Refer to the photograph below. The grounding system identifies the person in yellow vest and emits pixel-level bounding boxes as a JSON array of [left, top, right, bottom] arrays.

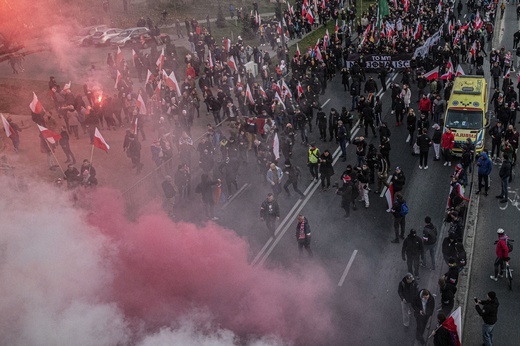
[[307, 142, 320, 182]]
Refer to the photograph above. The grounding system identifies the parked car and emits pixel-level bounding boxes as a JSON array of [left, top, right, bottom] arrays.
[[110, 27, 153, 48], [91, 28, 124, 46], [70, 25, 108, 46]]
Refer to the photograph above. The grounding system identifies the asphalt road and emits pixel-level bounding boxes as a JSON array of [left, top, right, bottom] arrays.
[[463, 6, 520, 346]]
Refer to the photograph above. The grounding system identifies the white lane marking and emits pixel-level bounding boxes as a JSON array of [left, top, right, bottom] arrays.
[[221, 183, 250, 209], [321, 98, 331, 107], [338, 250, 358, 287]]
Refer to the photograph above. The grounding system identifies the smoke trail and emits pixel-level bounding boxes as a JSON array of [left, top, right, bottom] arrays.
[[0, 181, 334, 345]]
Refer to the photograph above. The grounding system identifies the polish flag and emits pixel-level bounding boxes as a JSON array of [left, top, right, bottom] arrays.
[[162, 69, 180, 95], [277, 22, 283, 36], [456, 65, 465, 76], [223, 38, 231, 52], [440, 307, 462, 346], [424, 67, 439, 81], [136, 94, 147, 115], [302, 4, 307, 17], [306, 10, 314, 25], [504, 68, 511, 79], [245, 83, 255, 105], [208, 50, 214, 68], [29, 92, 43, 114], [281, 80, 293, 99], [93, 127, 110, 153], [64, 81, 71, 90], [132, 49, 138, 67], [403, 0, 410, 12], [413, 19, 422, 40], [114, 70, 122, 89], [297, 82, 304, 99], [335, 19, 339, 33], [470, 41, 477, 57], [321, 0, 325, 10], [1, 113, 13, 138], [272, 132, 280, 160], [441, 66, 454, 80], [258, 86, 268, 99], [37, 124, 61, 144], [296, 43, 301, 57], [288, 2, 293, 15], [448, 21, 454, 35], [274, 92, 286, 110], [385, 183, 394, 212], [228, 56, 237, 71], [156, 47, 165, 70], [155, 80, 162, 98], [145, 69, 154, 84], [116, 46, 123, 65], [474, 12, 483, 30]]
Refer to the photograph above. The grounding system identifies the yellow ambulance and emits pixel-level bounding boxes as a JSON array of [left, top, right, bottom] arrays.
[[444, 75, 490, 156]]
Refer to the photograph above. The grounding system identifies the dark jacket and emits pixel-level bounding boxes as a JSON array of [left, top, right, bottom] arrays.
[[319, 153, 334, 176], [295, 217, 311, 241], [444, 265, 459, 286], [260, 199, 280, 219], [499, 159, 513, 180], [433, 325, 455, 346], [422, 223, 438, 245], [416, 134, 432, 153], [392, 171, 406, 192], [402, 234, 424, 260], [476, 297, 499, 325], [398, 277, 418, 303], [412, 290, 435, 318]]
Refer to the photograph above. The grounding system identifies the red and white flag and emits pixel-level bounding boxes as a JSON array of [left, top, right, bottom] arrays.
[[1, 113, 13, 138], [470, 41, 477, 57], [258, 86, 268, 99], [403, 0, 410, 12], [277, 22, 283, 36], [474, 12, 483, 30], [504, 68, 511, 79], [132, 49, 138, 67], [274, 92, 286, 110], [223, 38, 231, 52], [64, 81, 71, 90], [155, 80, 162, 98], [306, 10, 314, 25], [245, 84, 255, 105], [456, 65, 465, 76], [156, 47, 165, 70], [297, 82, 304, 99], [335, 19, 339, 33], [145, 69, 154, 84], [448, 21, 454, 35], [29, 92, 43, 114], [136, 94, 147, 115], [385, 183, 394, 212], [228, 56, 237, 71], [296, 43, 301, 57], [440, 307, 462, 346], [37, 124, 61, 144], [424, 67, 439, 81], [116, 46, 123, 65], [272, 132, 280, 160], [281, 80, 293, 99], [441, 59, 454, 80], [93, 127, 110, 153], [114, 70, 122, 89], [413, 19, 422, 40], [162, 69, 181, 95], [208, 50, 214, 68]]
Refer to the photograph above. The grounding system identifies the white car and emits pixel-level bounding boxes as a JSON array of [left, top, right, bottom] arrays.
[[110, 27, 152, 48], [70, 25, 108, 46], [91, 28, 124, 46]]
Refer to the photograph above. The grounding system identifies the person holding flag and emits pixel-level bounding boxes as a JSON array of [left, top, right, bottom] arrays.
[[2, 115, 21, 152]]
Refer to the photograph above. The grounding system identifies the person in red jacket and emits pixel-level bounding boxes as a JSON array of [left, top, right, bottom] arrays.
[[418, 94, 431, 117], [490, 228, 510, 281], [441, 127, 455, 167]]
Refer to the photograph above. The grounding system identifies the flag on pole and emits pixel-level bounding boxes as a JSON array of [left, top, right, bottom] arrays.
[[29, 92, 43, 114], [245, 84, 255, 105], [504, 68, 511, 79], [64, 81, 71, 90], [155, 80, 162, 98], [272, 132, 280, 160], [156, 47, 165, 70], [441, 307, 462, 346], [208, 50, 214, 68], [1, 113, 13, 138], [228, 56, 237, 71], [413, 19, 422, 40], [145, 69, 153, 84], [424, 67, 439, 81], [385, 183, 394, 212], [470, 41, 477, 57], [281, 80, 293, 99], [474, 12, 483, 30], [163, 69, 181, 95], [93, 127, 110, 153], [297, 82, 304, 99], [132, 117, 138, 135], [335, 19, 339, 33], [403, 0, 410, 12], [306, 10, 315, 25], [132, 49, 138, 67], [455, 65, 465, 76], [223, 38, 231, 52], [37, 124, 61, 144], [116, 47, 123, 65], [258, 86, 268, 99], [114, 70, 122, 89], [441, 59, 454, 80], [296, 43, 301, 57], [274, 92, 286, 110], [136, 94, 147, 115]]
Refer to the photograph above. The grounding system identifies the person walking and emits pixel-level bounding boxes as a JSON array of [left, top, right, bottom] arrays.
[[416, 128, 432, 169], [319, 149, 334, 191], [490, 228, 511, 281], [432, 313, 454, 346], [260, 193, 280, 235], [336, 173, 354, 219], [402, 229, 424, 280], [391, 192, 408, 243], [432, 124, 442, 161], [127, 134, 144, 174], [496, 154, 512, 203], [59, 126, 76, 164], [195, 174, 220, 221], [441, 127, 455, 166], [475, 291, 499, 346], [412, 289, 435, 345], [438, 277, 457, 317], [337, 120, 348, 161], [397, 273, 419, 330], [420, 216, 438, 270], [476, 151, 493, 196], [266, 162, 284, 198], [283, 160, 305, 198], [161, 175, 176, 218], [307, 143, 320, 182], [295, 214, 313, 257]]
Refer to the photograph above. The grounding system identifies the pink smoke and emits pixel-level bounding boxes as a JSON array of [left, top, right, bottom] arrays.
[[0, 182, 334, 345]]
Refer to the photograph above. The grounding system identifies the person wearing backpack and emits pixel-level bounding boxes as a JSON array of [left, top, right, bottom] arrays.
[[391, 192, 408, 243], [490, 228, 512, 281], [420, 216, 438, 270], [283, 160, 305, 198]]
